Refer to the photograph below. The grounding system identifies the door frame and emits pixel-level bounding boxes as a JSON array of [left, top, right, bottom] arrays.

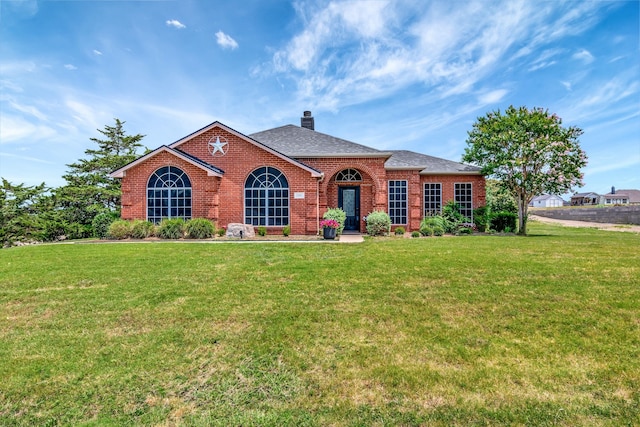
[[338, 186, 361, 231]]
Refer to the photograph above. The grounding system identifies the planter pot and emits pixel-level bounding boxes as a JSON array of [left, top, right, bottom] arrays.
[[323, 227, 337, 240]]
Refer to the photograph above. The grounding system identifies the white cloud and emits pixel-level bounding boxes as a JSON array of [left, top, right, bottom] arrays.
[[215, 31, 238, 50], [166, 19, 186, 29], [561, 81, 572, 91], [572, 48, 594, 64], [0, 115, 56, 144], [478, 89, 508, 105], [93, 49, 103, 56], [64, 64, 77, 70]]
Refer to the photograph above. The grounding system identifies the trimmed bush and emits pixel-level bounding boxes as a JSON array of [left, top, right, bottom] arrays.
[[282, 225, 290, 237], [491, 211, 517, 232], [131, 220, 155, 239], [92, 211, 117, 239], [157, 219, 185, 239], [323, 208, 346, 235], [411, 231, 420, 238], [107, 220, 132, 240], [394, 226, 405, 236], [257, 226, 267, 236], [433, 226, 444, 236], [365, 210, 391, 236], [420, 226, 434, 237], [216, 228, 226, 237], [186, 218, 215, 239]]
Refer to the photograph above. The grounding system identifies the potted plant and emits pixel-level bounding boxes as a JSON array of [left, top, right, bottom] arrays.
[[320, 219, 339, 240]]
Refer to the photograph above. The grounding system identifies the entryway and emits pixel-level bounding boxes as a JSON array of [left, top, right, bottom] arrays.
[[338, 186, 360, 231]]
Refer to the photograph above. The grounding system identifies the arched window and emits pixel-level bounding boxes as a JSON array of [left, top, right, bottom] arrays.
[[335, 168, 362, 182], [244, 167, 289, 226], [147, 166, 192, 224]]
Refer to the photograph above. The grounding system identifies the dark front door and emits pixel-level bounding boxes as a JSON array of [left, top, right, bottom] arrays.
[[338, 186, 360, 231]]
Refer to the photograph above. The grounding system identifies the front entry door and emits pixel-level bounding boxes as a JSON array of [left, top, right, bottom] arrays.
[[338, 186, 360, 231]]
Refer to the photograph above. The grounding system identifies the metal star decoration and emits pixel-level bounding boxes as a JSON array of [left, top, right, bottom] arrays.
[[208, 136, 228, 157]]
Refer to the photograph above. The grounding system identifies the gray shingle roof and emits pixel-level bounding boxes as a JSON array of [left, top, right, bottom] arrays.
[[249, 125, 391, 158], [251, 125, 482, 175], [385, 150, 482, 174]]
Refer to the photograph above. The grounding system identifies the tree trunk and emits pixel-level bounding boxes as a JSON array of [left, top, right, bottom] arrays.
[[517, 196, 528, 235]]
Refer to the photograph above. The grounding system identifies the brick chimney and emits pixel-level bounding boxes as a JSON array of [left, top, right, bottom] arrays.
[[301, 110, 314, 130]]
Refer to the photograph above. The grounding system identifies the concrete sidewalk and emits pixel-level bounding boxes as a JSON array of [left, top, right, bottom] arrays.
[[338, 233, 365, 243]]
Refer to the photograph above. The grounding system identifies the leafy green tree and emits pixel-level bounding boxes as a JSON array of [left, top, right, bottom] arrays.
[[56, 119, 145, 235], [485, 179, 517, 214], [463, 106, 587, 235], [0, 179, 52, 246]]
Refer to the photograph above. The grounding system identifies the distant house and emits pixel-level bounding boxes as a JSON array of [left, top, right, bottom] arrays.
[[530, 194, 564, 208], [570, 192, 603, 206], [602, 187, 640, 205]]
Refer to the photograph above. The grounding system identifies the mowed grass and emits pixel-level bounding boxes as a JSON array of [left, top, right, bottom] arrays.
[[0, 223, 638, 426]]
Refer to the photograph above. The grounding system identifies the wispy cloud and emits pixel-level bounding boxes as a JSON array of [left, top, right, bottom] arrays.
[[0, 151, 55, 164], [166, 19, 186, 29], [93, 49, 103, 56], [572, 48, 594, 64], [64, 64, 77, 71], [215, 31, 238, 50]]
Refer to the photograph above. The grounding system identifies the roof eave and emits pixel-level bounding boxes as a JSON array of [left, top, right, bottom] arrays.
[[109, 146, 224, 179], [292, 152, 393, 159], [419, 170, 483, 176]]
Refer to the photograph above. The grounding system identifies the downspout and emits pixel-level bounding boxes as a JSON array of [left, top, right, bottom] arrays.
[[317, 172, 325, 234]]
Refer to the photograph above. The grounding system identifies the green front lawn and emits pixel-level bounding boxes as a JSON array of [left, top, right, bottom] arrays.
[[1, 223, 638, 426]]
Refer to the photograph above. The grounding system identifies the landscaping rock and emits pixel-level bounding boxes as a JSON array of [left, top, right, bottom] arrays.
[[226, 223, 255, 238]]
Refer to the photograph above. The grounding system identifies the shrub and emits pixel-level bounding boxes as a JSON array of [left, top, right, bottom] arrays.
[[157, 219, 185, 239], [186, 218, 215, 239], [131, 220, 155, 239], [366, 210, 391, 236], [411, 231, 420, 238], [257, 226, 267, 236], [107, 220, 132, 240], [420, 216, 446, 236], [282, 225, 290, 237], [473, 206, 489, 232], [216, 228, 226, 237], [420, 226, 434, 237], [491, 211, 518, 232], [323, 208, 347, 235], [92, 211, 117, 239], [394, 226, 405, 236], [442, 201, 467, 233], [457, 222, 477, 235]]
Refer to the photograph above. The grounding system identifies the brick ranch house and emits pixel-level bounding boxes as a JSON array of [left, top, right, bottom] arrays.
[[110, 111, 486, 235]]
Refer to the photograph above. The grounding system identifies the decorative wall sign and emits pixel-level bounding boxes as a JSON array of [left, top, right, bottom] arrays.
[[207, 136, 228, 157]]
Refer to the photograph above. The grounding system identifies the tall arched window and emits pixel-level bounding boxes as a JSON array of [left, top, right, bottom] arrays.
[[245, 167, 289, 226], [147, 166, 192, 224]]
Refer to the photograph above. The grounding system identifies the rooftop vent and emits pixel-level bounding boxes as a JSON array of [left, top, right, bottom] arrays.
[[301, 110, 314, 130], [612, 186, 616, 194]]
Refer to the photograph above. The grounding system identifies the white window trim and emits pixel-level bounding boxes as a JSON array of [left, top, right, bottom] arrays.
[[388, 179, 408, 225], [454, 182, 473, 221], [424, 182, 443, 216]]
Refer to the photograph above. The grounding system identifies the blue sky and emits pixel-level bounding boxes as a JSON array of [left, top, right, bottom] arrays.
[[1, 0, 639, 197]]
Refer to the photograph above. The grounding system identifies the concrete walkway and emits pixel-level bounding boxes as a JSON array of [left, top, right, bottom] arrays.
[[338, 233, 365, 243]]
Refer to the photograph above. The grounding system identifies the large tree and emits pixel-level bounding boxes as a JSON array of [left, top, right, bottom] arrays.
[[56, 119, 145, 234], [463, 106, 587, 235]]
